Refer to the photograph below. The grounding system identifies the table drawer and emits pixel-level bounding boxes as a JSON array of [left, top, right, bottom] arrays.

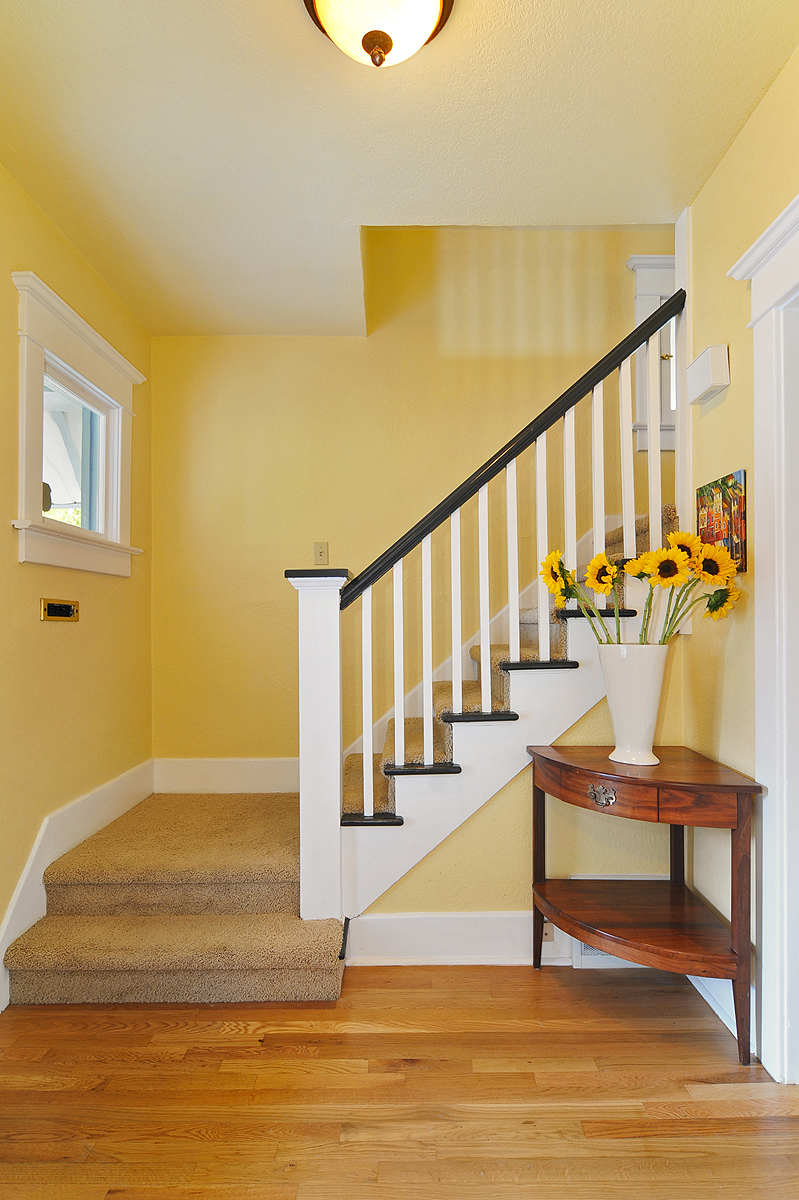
[[559, 767, 658, 822], [658, 788, 739, 828]]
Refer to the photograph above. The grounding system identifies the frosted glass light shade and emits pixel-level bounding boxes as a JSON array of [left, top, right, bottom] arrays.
[[312, 0, 445, 67]]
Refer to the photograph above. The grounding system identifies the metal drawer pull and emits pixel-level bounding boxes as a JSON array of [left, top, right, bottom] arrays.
[[588, 783, 616, 808]]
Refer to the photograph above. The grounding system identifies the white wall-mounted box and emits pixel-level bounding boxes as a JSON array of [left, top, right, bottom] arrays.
[[687, 344, 730, 405]]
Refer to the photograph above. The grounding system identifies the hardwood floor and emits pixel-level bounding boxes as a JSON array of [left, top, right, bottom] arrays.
[[0, 965, 795, 1199]]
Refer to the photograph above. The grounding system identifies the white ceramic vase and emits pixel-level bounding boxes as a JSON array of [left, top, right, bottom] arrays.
[[597, 643, 669, 766]]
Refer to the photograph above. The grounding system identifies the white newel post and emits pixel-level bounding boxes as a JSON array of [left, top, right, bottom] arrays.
[[286, 569, 351, 920]]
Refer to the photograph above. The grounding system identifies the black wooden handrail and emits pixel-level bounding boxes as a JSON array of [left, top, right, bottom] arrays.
[[340, 289, 686, 610]]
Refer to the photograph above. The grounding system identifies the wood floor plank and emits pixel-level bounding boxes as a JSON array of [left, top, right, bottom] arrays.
[[0, 1186, 108, 1199], [472, 1058, 599, 1074], [218, 1059, 369, 1077], [294, 1184, 799, 1200], [103, 1189, 296, 1199], [0, 1165, 194, 1184], [582, 1116, 799, 1139], [0, 1048, 49, 1063], [435, 1153, 799, 1182], [0, 1072, 108, 1092], [0, 1144, 94, 1164], [41, 1048, 190, 1067]]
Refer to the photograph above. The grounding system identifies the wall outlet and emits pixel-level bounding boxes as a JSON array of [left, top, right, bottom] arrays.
[[313, 541, 329, 566], [542, 920, 554, 942]]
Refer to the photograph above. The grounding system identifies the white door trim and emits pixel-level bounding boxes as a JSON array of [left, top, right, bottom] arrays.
[[729, 194, 799, 1083]]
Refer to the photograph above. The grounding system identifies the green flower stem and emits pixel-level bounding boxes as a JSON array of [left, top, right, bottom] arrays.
[[613, 582, 621, 644], [577, 600, 606, 643], [661, 587, 709, 642], [661, 586, 676, 644], [660, 578, 703, 642], [583, 591, 614, 643], [639, 585, 655, 644], [572, 583, 612, 643]]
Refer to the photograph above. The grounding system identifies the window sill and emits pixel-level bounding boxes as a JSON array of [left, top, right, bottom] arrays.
[[12, 520, 143, 577]]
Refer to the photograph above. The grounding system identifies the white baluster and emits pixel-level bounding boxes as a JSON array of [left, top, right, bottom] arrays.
[[592, 380, 605, 558], [422, 532, 434, 763], [393, 561, 405, 767], [669, 316, 677, 412], [361, 586, 373, 818], [478, 485, 491, 712], [647, 332, 663, 550], [506, 460, 520, 663], [450, 509, 462, 714], [536, 433, 550, 662], [563, 408, 577, 573], [619, 356, 636, 559]]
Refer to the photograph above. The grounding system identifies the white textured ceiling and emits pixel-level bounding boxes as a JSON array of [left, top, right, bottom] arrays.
[[1, 1, 797, 335]]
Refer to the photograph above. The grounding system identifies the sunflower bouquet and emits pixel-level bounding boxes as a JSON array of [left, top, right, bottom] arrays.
[[540, 531, 741, 645]]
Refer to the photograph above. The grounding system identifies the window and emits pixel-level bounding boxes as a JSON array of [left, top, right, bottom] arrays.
[[11, 272, 145, 576], [626, 255, 676, 453]]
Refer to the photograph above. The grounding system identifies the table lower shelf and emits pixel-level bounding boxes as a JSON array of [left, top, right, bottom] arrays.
[[534, 880, 738, 978]]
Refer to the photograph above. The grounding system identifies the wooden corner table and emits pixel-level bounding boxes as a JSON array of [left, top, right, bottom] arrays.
[[527, 745, 763, 1065]]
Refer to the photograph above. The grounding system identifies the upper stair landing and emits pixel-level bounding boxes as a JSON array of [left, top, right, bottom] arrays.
[[44, 792, 301, 915]]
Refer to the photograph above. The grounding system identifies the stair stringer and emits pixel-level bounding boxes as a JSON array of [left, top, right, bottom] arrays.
[[340, 619, 607, 917]]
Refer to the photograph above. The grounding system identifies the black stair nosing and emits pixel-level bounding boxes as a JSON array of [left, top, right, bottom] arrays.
[[383, 762, 462, 776], [340, 813, 405, 827], [338, 916, 350, 960], [557, 607, 637, 619], [440, 710, 519, 723], [499, 659, 580, 671]]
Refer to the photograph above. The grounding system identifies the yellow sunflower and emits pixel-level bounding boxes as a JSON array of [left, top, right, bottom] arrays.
[[693, 542, 737, 586], [649, 546, 691, 589], [584, 552, 618, 596], [667, 530, 702, 561], [624, 551, 656, 580], [540, 549, 566, 596], [703, 583, 742, 621]]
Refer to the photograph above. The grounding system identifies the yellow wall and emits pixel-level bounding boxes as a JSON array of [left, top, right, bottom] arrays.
[[0, 163, 152, 919], [685, 44, 799, 917], [151, 225, 673, 760]]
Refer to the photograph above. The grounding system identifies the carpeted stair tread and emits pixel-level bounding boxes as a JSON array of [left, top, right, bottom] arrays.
[[605, 503, 679, 561], [45, 793, 299, 886], [432, 679, 504, 716], [343, 753, 392, 814], [519, 607, 568, 627], [5, 914, 344, 1005], [5, 913, 342, 973], [382, 717, 449, 766], [469, 642, 547, 669]]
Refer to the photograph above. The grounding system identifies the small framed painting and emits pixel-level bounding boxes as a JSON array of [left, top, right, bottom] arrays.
[[696, 469, 746, 573]]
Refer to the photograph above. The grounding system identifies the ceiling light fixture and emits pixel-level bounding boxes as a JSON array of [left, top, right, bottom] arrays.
[[303, 0, 453, 68]]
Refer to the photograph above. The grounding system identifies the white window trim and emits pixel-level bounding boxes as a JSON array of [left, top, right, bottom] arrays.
[[11, 272, 145, 577]]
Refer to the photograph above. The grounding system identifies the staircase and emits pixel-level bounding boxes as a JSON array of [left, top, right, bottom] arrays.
[[288, 290, 687, 923], [5, 792, 344, 1004]]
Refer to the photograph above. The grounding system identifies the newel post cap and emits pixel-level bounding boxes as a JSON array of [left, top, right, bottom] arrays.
[[285, 568, 352, 592]]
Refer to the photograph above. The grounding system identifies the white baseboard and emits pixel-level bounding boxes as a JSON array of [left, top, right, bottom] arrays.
[[153, 758, 299, 793], [0, 759, 154, 1010], [345, 911, 572, 966], [688, 974, 757, 1058]]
